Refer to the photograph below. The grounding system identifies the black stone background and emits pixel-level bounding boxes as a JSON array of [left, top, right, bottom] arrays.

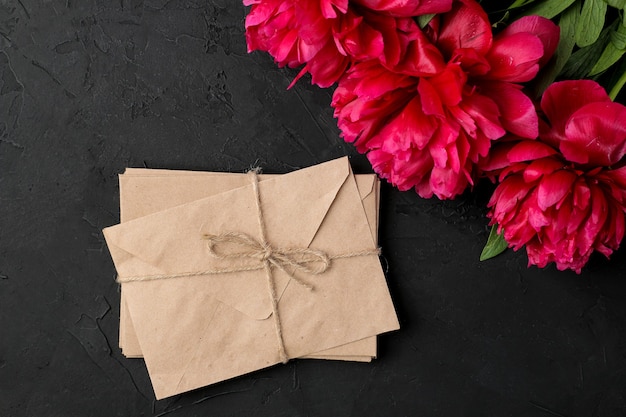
[[2, 1, 626, 416]]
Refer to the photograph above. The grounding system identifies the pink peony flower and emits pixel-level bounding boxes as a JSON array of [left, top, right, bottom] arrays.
[[332, 0, 559, 199], [244, 0, 349, 87], [486, 80, 626, 273], [243, 0, 452, 87], [352, 0, 453, 16]]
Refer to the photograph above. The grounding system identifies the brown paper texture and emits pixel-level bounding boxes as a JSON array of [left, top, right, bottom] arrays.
[[118, 171, 380, 361], [104, 157, 399, 399]]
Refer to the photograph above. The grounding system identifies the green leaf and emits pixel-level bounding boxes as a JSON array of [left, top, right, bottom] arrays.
[[603, 0, 626, 8], [507, 0, 540, 9], [416, 13, 435, 29], [576, 0, 608, 47], [531, 2, 579, 96], [524, 0, 577, 19], [608, 57, 626, 99], [611, 20, 626, 49], [561, 25, 612, 78], [589, 41, 625, 74], [480, 225, 509, 261]]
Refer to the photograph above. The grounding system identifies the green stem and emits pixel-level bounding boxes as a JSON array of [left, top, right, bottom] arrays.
[[507, 0, 535, 9], [609, 69, 626, 101]]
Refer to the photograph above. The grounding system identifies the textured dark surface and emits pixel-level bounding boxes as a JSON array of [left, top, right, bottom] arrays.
[[2, 1, 626, 416]]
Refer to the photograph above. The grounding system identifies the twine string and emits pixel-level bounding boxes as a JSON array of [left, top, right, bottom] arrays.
[[249, 170, 289, 363]]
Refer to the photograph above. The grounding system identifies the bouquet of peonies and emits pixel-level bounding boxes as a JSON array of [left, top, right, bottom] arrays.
[[243, 0, 626, 273]]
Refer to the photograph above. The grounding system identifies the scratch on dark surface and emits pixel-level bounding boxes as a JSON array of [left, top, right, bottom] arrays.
[[82, 213, 98, 229], [3, 51, 24, 90], [17, 0, 30, 18], [282, 125, 318, 163], [291, 363, 300, 391], [291, 85, 335, 147], [0, 31, 11, 45], [0, 274, 8, 280], [2, 52, 26, 133], [29, 59, 77, 98], [67, 329, 112, 378], [8, 94, 24, 131], [517, 271, 528, 294], [388, 392, 397, 408], [579, 363, 584, 388], [30, 60, 62, 86], [154, 382, 260, 417], [261, 387, 281, 405], [529, 401, 569, 417], [220, 136, 248, 164], [158, 30, 206, 45], [95, 295, 111, 319], [0, 137, 25, 150], [38, 250, 60, 279]]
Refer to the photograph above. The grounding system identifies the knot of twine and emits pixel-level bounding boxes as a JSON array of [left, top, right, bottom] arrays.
[[117, 169, 380, 364], [202, 231, 336, 291]]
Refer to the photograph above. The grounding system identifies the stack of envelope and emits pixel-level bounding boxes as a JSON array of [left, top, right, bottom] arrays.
[[103, 157, 400, 399]]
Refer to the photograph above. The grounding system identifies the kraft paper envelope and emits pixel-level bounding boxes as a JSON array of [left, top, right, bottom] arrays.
[[117, 169, 380, 362], [103, 157, 399, 399], [115, 164, 383, 373]]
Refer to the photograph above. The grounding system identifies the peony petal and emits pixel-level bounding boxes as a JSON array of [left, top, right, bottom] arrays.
[[302, 41, 350, 87], [477, 81, 538, 139], [498, 15, 560, 66], [489, 175, 532, 214], [537, 169, 577, 210], [426, 63, 467, 107], [522, 157, 563, 182], [245, 1, 280, 27], [354, 0, 453, 17], [586, 186, 608, 241], [605, 165, 626, 190], [334, 13, 385, 61], [452, 130, 471, 172], [612, 206, 626, 244], [418, 77, 445, 117], [434, 0, 492, 58], [375, 96, 438, 152], [320, 0, 348, 18], [450, 108, 480, 146], [527, 203, 551, 230], [562, 102, 626, 166], [459, 92, 505, 139], [451, 47, 491, 76], [485, 32, 544, 82], [429, 165, 468, 199], [498, 161, 528, 181], [478, 141, 516, 173], [507, 140, 558, 163], [347, 61, 414, 99], [273, 29, 299, 62], [385, 23, 447, 76], [572, 180, 591, 211], [540, 80, 611, 136]]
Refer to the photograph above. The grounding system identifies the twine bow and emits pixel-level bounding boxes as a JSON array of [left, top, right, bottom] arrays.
[[117, 169, 380, 364], [202, 231, 334, 291]]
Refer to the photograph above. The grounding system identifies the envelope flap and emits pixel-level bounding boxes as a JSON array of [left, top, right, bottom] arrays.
[[354, 174, 376, 201], [259, 158, 350, 249], [104, 157, 351, 320]]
